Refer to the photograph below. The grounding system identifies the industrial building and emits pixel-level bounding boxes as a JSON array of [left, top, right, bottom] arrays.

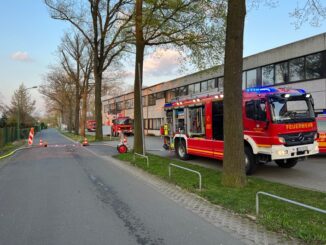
[[102, 33, 326, 136]]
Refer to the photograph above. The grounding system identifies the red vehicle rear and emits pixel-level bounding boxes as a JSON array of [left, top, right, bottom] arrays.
[[86, 120, 96, 132], [317, 116, 326, 153], [111, 117, 133, 136], [162, 87, 319, 174]]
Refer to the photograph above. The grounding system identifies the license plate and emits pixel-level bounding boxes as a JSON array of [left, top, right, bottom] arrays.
[[297, 146, 308, 152]]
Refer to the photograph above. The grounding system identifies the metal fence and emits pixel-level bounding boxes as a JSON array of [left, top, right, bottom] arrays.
[[0, 127, 31, 147]]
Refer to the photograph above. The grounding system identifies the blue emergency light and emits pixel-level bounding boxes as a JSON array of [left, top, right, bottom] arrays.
[[245, 87, 278, 93], [296, 89, 306, 94]]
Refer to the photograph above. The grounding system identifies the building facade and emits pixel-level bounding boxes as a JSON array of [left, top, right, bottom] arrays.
[[102, 33, 326, 136]]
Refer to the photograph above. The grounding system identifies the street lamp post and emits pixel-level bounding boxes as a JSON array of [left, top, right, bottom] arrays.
[[17, 86, 38, 140]]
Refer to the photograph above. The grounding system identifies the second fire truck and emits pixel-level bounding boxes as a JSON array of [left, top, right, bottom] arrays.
[[162, 87, 319, 174]]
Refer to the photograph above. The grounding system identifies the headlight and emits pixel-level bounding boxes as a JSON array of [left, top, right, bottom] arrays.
[[278, 137, 285, 144], [277, 150, 288, 156]]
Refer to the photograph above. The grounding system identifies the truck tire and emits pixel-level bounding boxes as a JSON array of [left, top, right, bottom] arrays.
[[176, 139, 190, 160], [275, 158, 298, 168], [245, 146, 257, 175]]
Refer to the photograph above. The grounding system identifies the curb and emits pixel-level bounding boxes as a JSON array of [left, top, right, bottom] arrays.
[[0, 146, 33, 160]]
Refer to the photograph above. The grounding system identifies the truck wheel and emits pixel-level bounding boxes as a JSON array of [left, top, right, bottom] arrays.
[[275, 158, 298, 168], [244, 146, 257, 175], [176, 140, 190, 160]]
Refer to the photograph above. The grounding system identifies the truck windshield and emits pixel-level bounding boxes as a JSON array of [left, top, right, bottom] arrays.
[[317, 119, 326, 131], [115, 119, 132, 125], [269, 95, 315, 123]]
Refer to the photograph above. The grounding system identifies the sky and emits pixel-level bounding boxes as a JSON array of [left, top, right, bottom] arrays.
[[0, 1, 325, 116]]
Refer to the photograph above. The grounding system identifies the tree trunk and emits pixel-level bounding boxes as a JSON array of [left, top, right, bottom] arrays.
[[94, 63, 103, 140], [133, 0, 145, 154], [68, 100, 74, 133], [80, 87, 87, 137], [74, 89, 80, 135], [222, 0, 247, 187]]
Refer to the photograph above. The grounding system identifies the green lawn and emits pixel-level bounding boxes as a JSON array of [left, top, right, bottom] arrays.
[[61, 131, 119, 143], [0, 140, 26, 158], [116, 152, 326, 244]]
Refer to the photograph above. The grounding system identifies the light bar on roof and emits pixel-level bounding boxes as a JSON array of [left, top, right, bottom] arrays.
[[245, 87, 278, 93]]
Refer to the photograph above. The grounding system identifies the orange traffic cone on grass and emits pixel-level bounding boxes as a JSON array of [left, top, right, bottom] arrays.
[[82, 137, 89, 146]]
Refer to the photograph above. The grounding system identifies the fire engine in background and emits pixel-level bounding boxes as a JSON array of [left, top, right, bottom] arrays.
[[316, 116, 326, 153], [161, 87, 319, 174], [111, 117, 134, 136], [86, 120, 96, 132]]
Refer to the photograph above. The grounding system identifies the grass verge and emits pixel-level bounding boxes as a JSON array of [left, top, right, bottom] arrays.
[[0, 140, 26, 158], [115, 152, 326, 244], [61, 131, 119, 143]]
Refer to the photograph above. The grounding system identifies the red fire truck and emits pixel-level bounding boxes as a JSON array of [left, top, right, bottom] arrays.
[[111, 117, 134, 136], [86, 120, 96, 132], [161, 87, 319, 174], [316, 116, 326, 154]]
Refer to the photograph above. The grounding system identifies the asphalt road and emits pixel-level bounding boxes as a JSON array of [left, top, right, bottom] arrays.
[[0, 129, 244, 245], [110, 135, 326, 193]]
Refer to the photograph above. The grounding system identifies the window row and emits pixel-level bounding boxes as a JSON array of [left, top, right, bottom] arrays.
[[144, 118, 163, 130], [105, 51, 325, 112], [243, 51, 326, 88]]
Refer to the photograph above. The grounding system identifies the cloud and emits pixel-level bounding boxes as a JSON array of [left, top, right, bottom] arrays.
[[10, 51, 33, 62], [143, 49, 181, 76]]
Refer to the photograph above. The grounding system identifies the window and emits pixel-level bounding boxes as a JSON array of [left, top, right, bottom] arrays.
[[166, 90, 175, 102], [207, 79, 215, 90], [201, 81, 208, 92], [125, 99, 134, 109], [242, 72, 246, 89], [188, 107, 205, 135], [262, 65, 274, 86], [194, 83, 200, 93], [275, 62, 288, 84], [142, 96, 148, 106], [218, 77, 224, 91], [245, 100, 267, 121], [246, 69, 257, 88], [289, 57, 305, 82], [188, 84, 195, 94], [116, 101, 124, 111], [148, 94, 156, 106], [156, 91, 165, 99], [306, 53, 323, 79], [179, 86, 188, 96], [104, 104, 110, 113], [109, 103, 115, 113]]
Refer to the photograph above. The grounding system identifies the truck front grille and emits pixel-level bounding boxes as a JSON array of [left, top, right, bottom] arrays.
[[279, 131, 315, 146]]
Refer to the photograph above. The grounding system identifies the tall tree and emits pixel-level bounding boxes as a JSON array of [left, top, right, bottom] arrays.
[[59, 31, 93, 135], [133, 0, 226, 154], [45, 0, 133, 140], [221, 0, 247, 187], [8, 84, 36, 127], [40, 68, 75, 131]]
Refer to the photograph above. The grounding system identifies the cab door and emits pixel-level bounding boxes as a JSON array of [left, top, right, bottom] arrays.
[[243, 99, 271, 148]]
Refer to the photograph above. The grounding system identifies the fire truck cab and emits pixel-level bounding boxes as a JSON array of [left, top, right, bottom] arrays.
[[162, 87, 319, 174]]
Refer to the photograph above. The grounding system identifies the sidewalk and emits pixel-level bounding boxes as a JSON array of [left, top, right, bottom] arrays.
[[84, 146, 301, 245]]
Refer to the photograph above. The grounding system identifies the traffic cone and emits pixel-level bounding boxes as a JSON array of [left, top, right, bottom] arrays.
[[39, 138, 43, 146], [82, 137, 89, 146], [43, 141, 48, 147]]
